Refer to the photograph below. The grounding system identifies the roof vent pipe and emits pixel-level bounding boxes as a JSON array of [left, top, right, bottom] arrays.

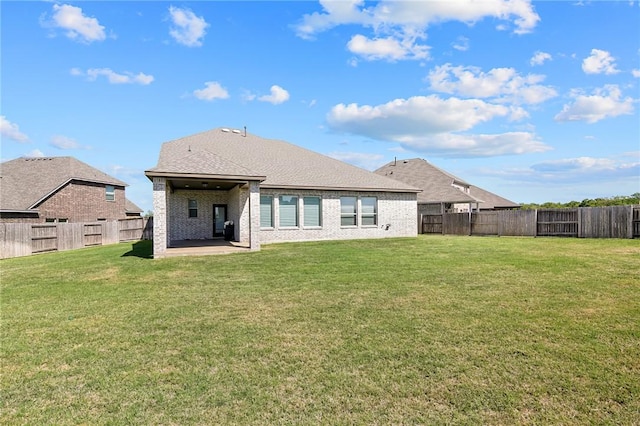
[[243, 126, 247, 137]]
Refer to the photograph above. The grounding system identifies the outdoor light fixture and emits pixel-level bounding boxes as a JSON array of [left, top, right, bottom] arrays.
[[202, 182, 208, 188]]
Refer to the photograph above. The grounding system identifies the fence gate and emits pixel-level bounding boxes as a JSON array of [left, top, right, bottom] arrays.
[[422, 214, 443, 234]]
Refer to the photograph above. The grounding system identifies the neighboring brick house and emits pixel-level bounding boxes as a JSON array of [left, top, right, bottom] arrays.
[[145, 127, 420, 258], [0, 157, 142, 223], [375, 158, 520, 217]]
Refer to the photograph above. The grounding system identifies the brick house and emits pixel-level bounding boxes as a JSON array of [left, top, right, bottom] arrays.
[[0, 157, 142, 223], [145, 127, 420, 258]]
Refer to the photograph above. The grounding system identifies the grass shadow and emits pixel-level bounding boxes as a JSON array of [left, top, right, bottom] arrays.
[[122, 240, 153, 259]]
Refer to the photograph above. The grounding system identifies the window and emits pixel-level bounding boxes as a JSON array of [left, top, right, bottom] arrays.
[[45, 218, 56, 223], [188, 199, 198, 218], [58, 218, 68, 223], [105, 185, 115, 201], [361, 197, 378, 226], [279, 195, 298, 227], [303, 197, 321, 227], [260, 195, 273, 228], [340, 196, 357, 226]]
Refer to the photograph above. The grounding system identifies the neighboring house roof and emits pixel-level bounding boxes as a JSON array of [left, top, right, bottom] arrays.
[[146, 128, 420, 193], [469, 185, 520, 210], [125, 198, 144, 214], [0, 156, 128, 211], [375, 158, 479, 204]]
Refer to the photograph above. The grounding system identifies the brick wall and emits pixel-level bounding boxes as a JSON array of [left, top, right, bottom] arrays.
[[35, 181, 127, 223], [167, 189, 230, 241], [258, 189, 417, 244], [164, 186, 417, 246]]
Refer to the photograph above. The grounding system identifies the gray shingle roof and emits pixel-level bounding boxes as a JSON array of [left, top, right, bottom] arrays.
[[375, 158, 519, 208], [146, 128, 420, 193], [1, 156, 127, 210], [125, 198, 143, 214], [469, 185, 520, 209], [375, 158, 479, 203]]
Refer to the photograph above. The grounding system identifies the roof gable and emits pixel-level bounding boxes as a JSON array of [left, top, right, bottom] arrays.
[[0, 157, 127, 210], [146, 128, 419, 193]]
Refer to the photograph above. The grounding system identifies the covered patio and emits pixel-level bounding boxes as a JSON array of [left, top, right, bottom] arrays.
[[164, 238, 251, 257]]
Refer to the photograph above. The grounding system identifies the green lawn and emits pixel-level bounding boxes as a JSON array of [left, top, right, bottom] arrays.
[[1, 236, 639, 424]]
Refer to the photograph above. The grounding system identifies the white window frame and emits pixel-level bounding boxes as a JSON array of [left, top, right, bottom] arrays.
[[303, 196, 322, 228], [361, 197, 378, 226], [340, 196, 358, 227], [105, 185, 115, 202], [188, 199, 198, 218], [260, 195, 274, 229], [278, 195, 299, 228]]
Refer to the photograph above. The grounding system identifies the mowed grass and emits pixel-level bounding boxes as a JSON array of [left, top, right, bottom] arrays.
[[1, 236, 639, 424]]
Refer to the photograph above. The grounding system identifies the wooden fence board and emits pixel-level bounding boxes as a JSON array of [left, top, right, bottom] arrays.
[[57, 223, 84, 251], [537, 209, 578, 237], [118, 218, 148, 241], [498, 210, 537, 236], [31, 225, 58, 253], [422, 215, 443, 234], [579, 206, 632, 238], [471, 212, 498, 235], [103, 222, 119, 245], [0, 223, 32, 259], [1, 218, 153, 259], [421, 206, 637, 239], [443, 213, 470, 235]]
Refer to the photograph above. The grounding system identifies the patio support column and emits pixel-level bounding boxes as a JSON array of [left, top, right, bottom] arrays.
[[248, 180, 260, 251], [152, 177, 167, 258]]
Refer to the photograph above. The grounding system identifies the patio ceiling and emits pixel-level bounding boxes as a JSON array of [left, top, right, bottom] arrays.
[[167, 178, 245, 191]]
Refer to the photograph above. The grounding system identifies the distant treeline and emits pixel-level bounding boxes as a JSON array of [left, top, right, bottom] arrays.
[[521, 193, 640, 210]]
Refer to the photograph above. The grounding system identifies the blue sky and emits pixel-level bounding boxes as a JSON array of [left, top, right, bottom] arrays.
[[1, 0, 639, 213]]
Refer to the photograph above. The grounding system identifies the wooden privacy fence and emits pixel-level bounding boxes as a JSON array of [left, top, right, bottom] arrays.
[[422, 206, 640, 239], [1, 217, 153, 259]]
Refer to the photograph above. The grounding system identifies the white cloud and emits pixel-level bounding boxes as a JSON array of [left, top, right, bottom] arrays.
[[427, 64, 557, 105], [487, 154, 640, 184], [393, 132, 549, 157], [168, 6, 209, 47], [632, 69, 640, 78], [326, 95, 550, 157], [452, 36, 470, 52], [327, 151, 385, 170], [193, 82, 229, 101], [530, 51, 551, 66], [347, 34, 429, 61], [258, 85, 290, 105], [295, 0, 539, 38], [294, 0, 538, 62], [72, 68, 154, 85], [0, 116, 29, 142], [328, 96, 510, 135], [24, 149, 45, 158], [50, 135, 90, 150], [582, 49, 620, 75], [48, 4, 106, 43], [554, 85, 634, 123]]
